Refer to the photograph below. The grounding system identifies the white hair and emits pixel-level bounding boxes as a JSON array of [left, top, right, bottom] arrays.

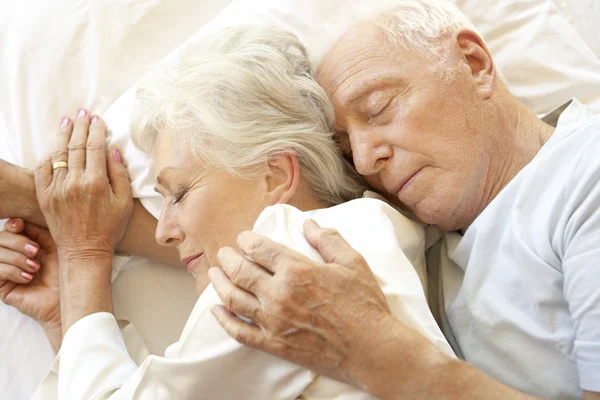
[[370, 0, 477, 57], [132, 24, 364, 206], [336, 0, 483, 79]]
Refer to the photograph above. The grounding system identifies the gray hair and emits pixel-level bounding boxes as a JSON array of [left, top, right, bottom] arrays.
[[343, 0, 481, 79], [132, 24, 364, 206]]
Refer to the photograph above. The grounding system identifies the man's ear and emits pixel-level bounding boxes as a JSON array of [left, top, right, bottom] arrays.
[[264, 152, 300, 206], [454, 29, 496, 99]]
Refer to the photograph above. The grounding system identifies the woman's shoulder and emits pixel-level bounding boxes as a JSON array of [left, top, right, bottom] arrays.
[[253, 195, 426, 268]]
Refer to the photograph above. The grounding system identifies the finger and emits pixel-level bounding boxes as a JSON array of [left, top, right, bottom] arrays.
[[0, 281, 18, 304], [34, 155, 53, 198], [211, 304, 264, 349], [107, 149, 132, 198], [216, 247, 272, 293], [4, 219, 24, 234], [236, 231, 309, 274], [67, 108, 90, 175], [209, 267, 262, 322], [303, 219, 363, 266], [52, 116, 73, 182], [86, 115, 107, 177], [22, 223, 56, 253], [0, 238, 40, 273], [0, 228, 40, 257], [0, 263, 34, 284]]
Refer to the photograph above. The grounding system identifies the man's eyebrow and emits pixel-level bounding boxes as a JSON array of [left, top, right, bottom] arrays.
[[342, 76, 403, 106]]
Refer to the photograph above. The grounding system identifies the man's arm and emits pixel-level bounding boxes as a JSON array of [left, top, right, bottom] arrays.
[[1, 160, 180, 267], [210, 221, 541, 400]]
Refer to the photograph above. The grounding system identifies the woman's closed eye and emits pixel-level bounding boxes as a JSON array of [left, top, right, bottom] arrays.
[[172, 186, 189, 204]]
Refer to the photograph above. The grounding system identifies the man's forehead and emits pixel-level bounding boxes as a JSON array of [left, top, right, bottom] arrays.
[[317, 24, 382, 85], [318, 29, 405, 101]]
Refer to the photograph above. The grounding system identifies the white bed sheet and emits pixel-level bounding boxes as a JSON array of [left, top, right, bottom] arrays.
[[2, 1, 600, 399]]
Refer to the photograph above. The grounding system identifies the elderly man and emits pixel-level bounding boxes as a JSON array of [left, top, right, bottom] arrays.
[[210, 1, 600, 400]]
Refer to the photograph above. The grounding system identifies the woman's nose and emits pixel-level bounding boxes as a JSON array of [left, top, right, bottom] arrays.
[[155, 208, 184, 247]]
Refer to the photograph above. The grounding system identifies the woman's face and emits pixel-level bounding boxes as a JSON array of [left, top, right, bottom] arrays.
[[153, 131, 270, 294]]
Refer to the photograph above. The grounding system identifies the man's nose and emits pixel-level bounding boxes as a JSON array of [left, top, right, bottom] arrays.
[[350, 128, 392, 176]]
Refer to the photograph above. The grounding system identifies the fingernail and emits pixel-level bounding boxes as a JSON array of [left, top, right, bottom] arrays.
[[91, 115, 99, 124], [21, 272, 33, 280], [24, 243, 39, 257], [26, 259, 40, 271], [60, 117, 70, 128], [208, 267, 216, 280], [113, 149, 122, 163], [9, 219, 18, 229], [77, 108, 87, 119]]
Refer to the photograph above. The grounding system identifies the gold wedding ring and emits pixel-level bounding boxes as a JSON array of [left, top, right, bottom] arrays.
[[52, 161, 68, 171]]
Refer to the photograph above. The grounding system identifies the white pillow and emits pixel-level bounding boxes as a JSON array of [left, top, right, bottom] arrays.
[[451, 0, 600, 114]]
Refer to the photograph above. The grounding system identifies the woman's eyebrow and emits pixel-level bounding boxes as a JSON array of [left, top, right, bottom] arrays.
[[156, 167, 177, 188]]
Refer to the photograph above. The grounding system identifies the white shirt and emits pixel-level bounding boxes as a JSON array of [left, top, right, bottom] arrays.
[[33, 197, 454, 400], [441, 100, 600, 399]]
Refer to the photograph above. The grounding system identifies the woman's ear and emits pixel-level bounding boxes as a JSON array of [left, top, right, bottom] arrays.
[[454, 29, 496, 99], [264, 152, 300, 206]]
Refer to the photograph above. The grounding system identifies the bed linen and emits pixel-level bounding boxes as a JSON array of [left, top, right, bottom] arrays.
[[1, 1, 600, 399]]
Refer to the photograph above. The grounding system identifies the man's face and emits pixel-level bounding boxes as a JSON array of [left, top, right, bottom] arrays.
[[317, 25, 493, 231]]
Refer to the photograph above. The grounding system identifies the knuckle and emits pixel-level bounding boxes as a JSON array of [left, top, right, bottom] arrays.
[[347, 252, 365, 266], [35, 156, 51, 171], [86, 176, 108, 192], [231, 324, 249, 345], [243, 235, 263, 254], [223, 290, 237, 310], [86, 139, 105, 150], [320, 228, 340, 239], [228, 257, 245, 283], [51, 150, 68, 161], [67, 143, 86, 152]]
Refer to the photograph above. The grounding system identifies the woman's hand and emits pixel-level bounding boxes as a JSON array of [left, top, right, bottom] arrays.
[[33, 110, 133, 332], [0, 218, 61, 351], [34, 109, 133, 262]]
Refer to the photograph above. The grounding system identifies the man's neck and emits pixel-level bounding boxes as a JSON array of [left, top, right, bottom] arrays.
[[479, 99, 555, 217]]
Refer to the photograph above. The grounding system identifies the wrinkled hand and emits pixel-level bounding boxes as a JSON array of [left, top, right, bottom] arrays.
[[0, 219, 60, 329], [34, 110, 133, 260], [210, 219, 393, 386]]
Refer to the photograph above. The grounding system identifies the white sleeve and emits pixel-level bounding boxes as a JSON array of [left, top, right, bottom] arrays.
[[58, 313, 139, 399], [562, 141, 600, 392], [55, 303, 316, 400]]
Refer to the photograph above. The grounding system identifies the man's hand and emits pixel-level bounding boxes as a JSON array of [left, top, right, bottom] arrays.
[[0, 160, 45, 226], [211, 220, 542, 400], [210, 219, 393, 387]]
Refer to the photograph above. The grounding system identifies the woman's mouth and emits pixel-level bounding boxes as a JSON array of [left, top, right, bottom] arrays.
[[181, 253, 204, 273]]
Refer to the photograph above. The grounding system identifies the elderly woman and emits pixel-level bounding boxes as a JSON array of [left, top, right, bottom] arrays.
[[0, 25, 452, 399]]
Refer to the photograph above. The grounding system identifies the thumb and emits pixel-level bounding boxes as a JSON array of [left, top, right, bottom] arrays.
[[4, 218, 25, 234], [23, 223, 56, 253], [107, 149, 132, 199], [303, 219, 363, 267]]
